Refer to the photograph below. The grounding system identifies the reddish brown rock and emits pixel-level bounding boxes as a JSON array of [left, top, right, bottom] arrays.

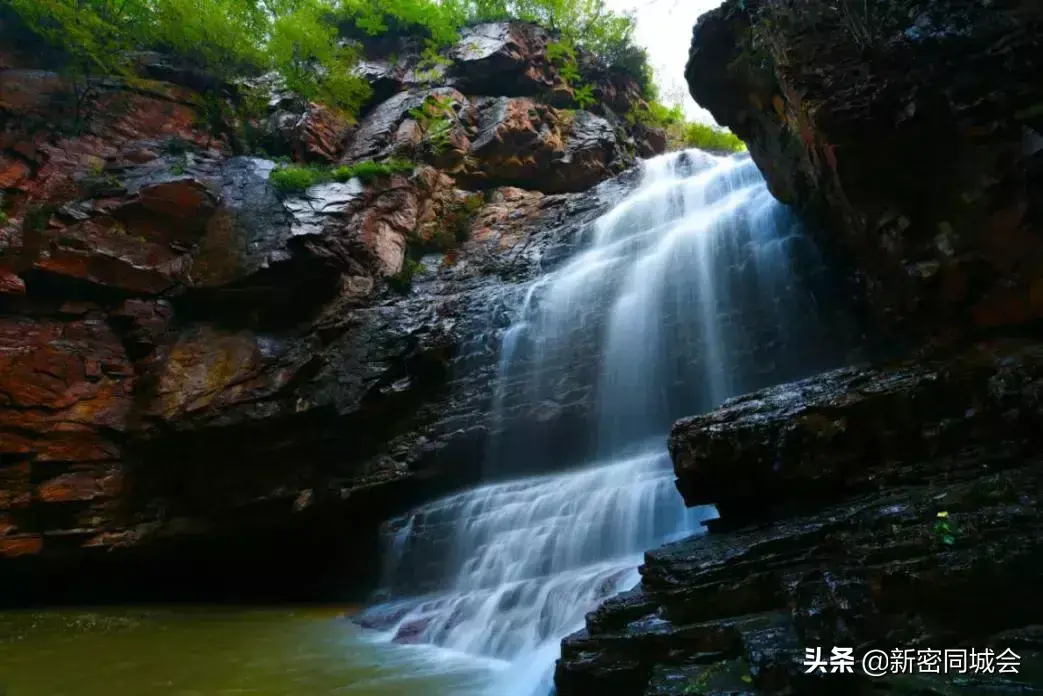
[[469, 187, 546, 249], [0, 153, 29, 188], [0, 535, 43, 557], [0, 313, 133, 559], [0, 463, 30, 509], [459, 98, 631, 193], [295, 103, 351, 163], [0, 268, 24, 294], [30, 215, 190, 293], [0, 69, 66, 115], [37, 466, 123, 503], [147, 325, 297, 422]]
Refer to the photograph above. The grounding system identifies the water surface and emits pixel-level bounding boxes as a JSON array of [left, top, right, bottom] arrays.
[[0, 607, 498, 696]]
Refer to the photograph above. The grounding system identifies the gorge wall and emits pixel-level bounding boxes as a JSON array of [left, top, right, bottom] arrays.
[[553, 1, 1043, 693], [0, 14, 667, 603], [686, 0, 1043, 343]]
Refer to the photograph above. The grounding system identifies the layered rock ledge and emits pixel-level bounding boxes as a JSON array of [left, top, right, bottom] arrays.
[[556, 339, 1043, 695]]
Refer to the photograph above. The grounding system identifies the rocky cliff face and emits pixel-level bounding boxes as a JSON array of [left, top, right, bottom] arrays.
[[0, 14, 663, 603], [556, 339, 1043, 695], [686, 0, 1043, 342], [552, 5, 1043, 692]]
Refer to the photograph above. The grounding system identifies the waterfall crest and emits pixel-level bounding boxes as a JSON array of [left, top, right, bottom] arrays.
[[359, 149, 842, 695]]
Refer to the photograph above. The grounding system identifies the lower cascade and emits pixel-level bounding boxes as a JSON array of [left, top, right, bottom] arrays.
[[357, 149, 842, 695]]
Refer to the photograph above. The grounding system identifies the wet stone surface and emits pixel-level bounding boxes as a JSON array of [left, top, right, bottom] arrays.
[[556, 339, 1043, 695]]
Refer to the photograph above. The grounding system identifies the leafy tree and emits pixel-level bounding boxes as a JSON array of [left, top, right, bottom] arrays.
[[629, 99, 746, 154], [7, 0, 152, 76], [10, 0, 660, 123], [340, 0, 462, 45], [7, 0, 152, 125], [150, 0, 269, 75], [269, 0, 372, 111]]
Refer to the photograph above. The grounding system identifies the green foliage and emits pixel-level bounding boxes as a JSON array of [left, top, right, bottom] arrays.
[[341, 0, 461, 45], [546, 38, 594, 109], [628, 100, 685, 129], [270, 158, 415, 192], [629, 100, 746, 154], [269, 165, 329, 193], [268, 0, 372, 112], [331, 158, 415, 183], [932, 511, 957, 546], [409, 94, 458, 154], [9, 0, 370, 119], [678, 122, 745, 153], [429, 192, 483, 250], [23, 205, 58, 234], [388, 257, 425, 292], [149, 0, 269, 76], [10, 0, 658, 128], [7, 0, 151, 78]]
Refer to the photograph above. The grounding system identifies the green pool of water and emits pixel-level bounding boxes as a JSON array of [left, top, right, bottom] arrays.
[[0, 607, 499, 696]]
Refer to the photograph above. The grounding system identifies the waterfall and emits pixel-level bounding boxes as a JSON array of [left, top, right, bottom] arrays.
[[358, 150, 842, 695]]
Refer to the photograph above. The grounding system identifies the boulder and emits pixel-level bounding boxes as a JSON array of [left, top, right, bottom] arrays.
[[343, 87, 471, 164], [458, 97, 633, 193], [281, 103, 352, 164], [670, 339, 1043, 523], [447, 22, 557, 97]]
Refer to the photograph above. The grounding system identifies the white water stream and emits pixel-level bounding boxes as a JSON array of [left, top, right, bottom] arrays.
[[359, 149, 837, 695]]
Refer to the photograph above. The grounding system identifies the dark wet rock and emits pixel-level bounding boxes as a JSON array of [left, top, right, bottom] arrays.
[[669, 340, 1043, 523], [556, 339, 1043, 695], [632, 122, 668, 159], [685, 0, 1043, 341], [352, 59, 404, 108], [447, 22, 557, 97], [190, 157, 293, 287], [393, 616, 432, 644], [343, 87, 470, 164], [265, 102, 352, 164], [130, 52, 229, 96]]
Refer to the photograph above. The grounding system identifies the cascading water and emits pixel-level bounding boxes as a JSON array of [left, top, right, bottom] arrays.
[[358, 149, 844, 695]]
